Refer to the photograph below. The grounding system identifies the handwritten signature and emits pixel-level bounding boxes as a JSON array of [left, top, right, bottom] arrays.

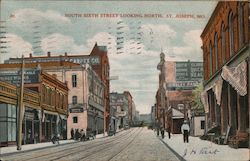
[[183, 147, 219, 157]]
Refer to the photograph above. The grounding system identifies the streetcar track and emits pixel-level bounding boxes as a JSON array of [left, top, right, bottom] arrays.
[[106, 127, 142, 161], [28, 129, 135, 161], [2, 129, 134, 161], [49, 128, 140, 161], [77, 128, 142, 161]]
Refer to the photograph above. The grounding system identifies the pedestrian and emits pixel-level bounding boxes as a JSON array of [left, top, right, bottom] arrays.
[[80, 129, 85, 141], [181, 120, 190, 143], [167, 123, 171, 139], [71, 128, 75, 140], [156, 121, 160, 136], [160, 126, 165, 139], [75, 129, 80, 141]]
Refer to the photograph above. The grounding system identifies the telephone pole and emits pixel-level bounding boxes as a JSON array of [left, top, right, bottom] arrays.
[[17, 55, 25, 150]]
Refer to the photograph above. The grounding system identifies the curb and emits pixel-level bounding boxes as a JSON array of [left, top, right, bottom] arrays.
[[158, 137, 186, 161], [0, 141, 77, 157]]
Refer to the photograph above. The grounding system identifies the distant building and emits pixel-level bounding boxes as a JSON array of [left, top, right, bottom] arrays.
[[150, 105, 156, 128], [190, 109, 205, 136], [123, 91, 133, 125], [110, 92, 128, 132], [131, 100, 136, 124], [155, 52, 203, 133], [139, 114, 151, 124], [166, 107, 184, 134]]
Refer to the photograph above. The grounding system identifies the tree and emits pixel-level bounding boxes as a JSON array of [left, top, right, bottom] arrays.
[[190, 83, 204, 113]]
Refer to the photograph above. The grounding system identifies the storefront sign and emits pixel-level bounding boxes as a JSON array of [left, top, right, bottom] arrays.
[[0, 69, 39, 85], [69, 108, 84, 113], [176, 61, 203, 81], [5, 56, 100, 65], [167, 81, 200, 88]]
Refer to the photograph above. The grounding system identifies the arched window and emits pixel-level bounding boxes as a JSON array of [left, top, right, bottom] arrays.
[[229, 12, 234, 56], [221, 23, 226, 64], [238, 4, 245, 46], [214, 33, 218, 70], [209, 42, 213, 76]]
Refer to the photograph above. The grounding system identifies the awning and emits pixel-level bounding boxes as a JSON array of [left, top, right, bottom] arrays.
[[43, 110, 58, 115], [172, 108, 184, 119], [201, 60, 247, 113], [201, 91, 209, 113], [212, 76, 223, 106], [59, 114, 67, 120], [221, 60, 247, 96]]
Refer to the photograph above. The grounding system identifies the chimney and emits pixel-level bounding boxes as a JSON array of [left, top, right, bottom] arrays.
[[47, 52, 51, 57], [65, 52, 67, 56], [29, 53, 32, 58]]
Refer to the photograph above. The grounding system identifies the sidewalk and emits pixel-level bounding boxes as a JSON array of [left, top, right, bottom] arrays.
[[0, 139, 76, 156], [161, 134, 249, 161], [0, 130, 124, 156]]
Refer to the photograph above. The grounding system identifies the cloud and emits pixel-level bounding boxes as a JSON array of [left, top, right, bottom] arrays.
[[41, 33, 88, 55], [172, 29, 203, 61], [0, 33, 33, 63], [9, 8, 70, 25], [6, 8, 72, 40], [141, 24, 176, 51], [87, 32, 117, 54]]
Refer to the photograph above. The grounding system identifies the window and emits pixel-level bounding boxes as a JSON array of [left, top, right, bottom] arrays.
[[73, 116, 78, 123], [214, 33, 218, 70], [61, 94, 64, 109], [201, 120, 205, 129], [72, 96, 77, 105], [229, 12, 234, 56], [72, 74, 77, 87], [238, 4, 245, 46], [209, 42, 213, 76], [221, 23, 226, 64], [0, 104, 16, 142], [48, 88, 52, 105]]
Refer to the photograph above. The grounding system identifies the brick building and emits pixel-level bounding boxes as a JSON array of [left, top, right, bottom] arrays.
[[3, 43, 110, 132], [201, 1, 249, 148], [0, 69, 68, 146], [0, 60, 105, 139], [123, 91, 133, 125], [155, 52, 203, 133]]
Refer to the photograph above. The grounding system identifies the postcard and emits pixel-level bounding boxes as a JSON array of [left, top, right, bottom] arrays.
[[0, 0, 249, 161]]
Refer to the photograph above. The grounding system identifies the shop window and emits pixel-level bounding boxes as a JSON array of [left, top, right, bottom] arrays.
[[72, 74, 77, 87], [73, 116, 78, 123], [0, 104, 16, 142], [72, 96, 77, 105], [201, 120, 205, 129]]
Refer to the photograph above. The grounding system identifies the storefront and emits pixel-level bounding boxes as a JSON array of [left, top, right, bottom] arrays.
[[0, 103, 17, 147], [22, 107, 40, 144]]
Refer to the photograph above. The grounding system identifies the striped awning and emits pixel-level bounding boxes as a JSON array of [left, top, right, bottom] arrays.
[[221, 60, 247, 96]]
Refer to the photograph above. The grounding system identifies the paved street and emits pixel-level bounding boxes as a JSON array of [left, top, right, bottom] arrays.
[[1, 128, 180, 161]]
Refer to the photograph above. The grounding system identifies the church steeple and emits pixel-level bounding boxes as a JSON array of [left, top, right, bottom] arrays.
[[157, 50, 165, 70]]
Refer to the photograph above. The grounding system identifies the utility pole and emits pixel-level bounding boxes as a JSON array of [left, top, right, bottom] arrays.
[[17, 55, 25, 150]]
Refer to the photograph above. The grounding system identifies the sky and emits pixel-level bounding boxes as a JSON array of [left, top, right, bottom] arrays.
[[0, 0, 217, 114]]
